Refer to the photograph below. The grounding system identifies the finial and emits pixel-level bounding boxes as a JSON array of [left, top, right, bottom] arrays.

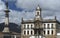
[[5, 0, 10, 12], [21, 17, 24, 22], [36, 4, 41, 11]]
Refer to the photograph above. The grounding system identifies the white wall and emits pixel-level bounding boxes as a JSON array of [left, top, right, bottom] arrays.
[[43, 23, 56, 35], [43, 23, 56, 28], [22, 23, 34, 29], [23, 29, 34, 35], [22, 23, 34, 35]]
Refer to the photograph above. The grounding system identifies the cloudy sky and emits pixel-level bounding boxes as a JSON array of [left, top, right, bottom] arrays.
[[0, 0, 60, 24]]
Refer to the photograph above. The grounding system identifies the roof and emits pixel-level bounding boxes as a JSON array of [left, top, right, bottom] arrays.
[[42, 19, 57, 23], [21, 19, 34, 23], [21, 18, 60, 33], [21, 18, 57, 24]]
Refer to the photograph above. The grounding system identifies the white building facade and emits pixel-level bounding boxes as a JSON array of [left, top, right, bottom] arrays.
[[21, 5, 58, 38]]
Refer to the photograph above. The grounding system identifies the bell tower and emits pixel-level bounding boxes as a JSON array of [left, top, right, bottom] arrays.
[[35, 5, 42, 21], [33, 5, 43, 38], [2, 0, 10, 33]]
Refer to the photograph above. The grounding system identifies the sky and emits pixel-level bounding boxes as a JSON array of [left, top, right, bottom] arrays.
[[0, 0, 60, 24]]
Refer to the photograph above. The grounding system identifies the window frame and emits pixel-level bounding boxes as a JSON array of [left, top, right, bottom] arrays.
[[27, 31, 29, 35], [27, 25, 29, 29], [31, 31, 33, 35], [48, 30, 49, 35], [24, 31, 26, 35]]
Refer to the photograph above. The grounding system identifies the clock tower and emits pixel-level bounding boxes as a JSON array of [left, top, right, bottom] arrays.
[[35, 5, 42, 21]]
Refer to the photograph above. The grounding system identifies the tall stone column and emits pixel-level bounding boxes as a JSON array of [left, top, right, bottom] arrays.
[[2, 0, 10, 33]]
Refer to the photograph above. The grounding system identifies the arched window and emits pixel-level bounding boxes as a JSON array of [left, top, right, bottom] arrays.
[[48, 30, 49, 34], [48, 24, 49, 28], [44, 31, 45, 35], [37, 12, 39, 15], [27, 25, 29, 29], [52, 24, 53, 28], [52, 30, 53, 35], [27, 31, 29, 35], [31, 31, 33, 35]]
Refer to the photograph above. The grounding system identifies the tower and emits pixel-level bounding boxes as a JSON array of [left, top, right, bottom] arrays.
[[35, 5, 42, 21], [33, 5, 43, 38], [2, 0, 10, 33]]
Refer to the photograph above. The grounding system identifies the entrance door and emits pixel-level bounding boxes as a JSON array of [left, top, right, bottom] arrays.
[[4, 36, 11, 38]]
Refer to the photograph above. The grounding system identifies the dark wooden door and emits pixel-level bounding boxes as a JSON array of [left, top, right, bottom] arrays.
[[4, 36, 11, 38]]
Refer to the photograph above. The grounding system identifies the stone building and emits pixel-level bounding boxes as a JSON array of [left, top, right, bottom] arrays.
[[21, 5, 59, 38], [0, 0, 60, 38]]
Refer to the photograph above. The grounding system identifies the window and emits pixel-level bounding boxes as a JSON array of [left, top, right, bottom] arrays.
[[24, 31, 26, 35], [52, 30, 53, 35], [24, 25, 25, 29], [52, 24, 53, 28], [48, 24, 49, 28], [27, 31, 29, 35], [44, 31, 45, 35], [31, 31, 33, 35], [27, 25, 29, 29], [37, 12, 39, 15], [48, 30, 49, 34]]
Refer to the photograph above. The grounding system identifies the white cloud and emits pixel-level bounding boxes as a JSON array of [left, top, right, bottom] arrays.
[[0, 0, 6, 23], [0, 9, 59, 24], [15, 0, 60, 21], [0, 9, 35, 24], [15, 0, 38, 11], [0, 0, 35, 24], [9, 10, 35, 24], [8, 0, 16, 1], [15, 0, 60, 11], [0, 0, 5, 11], [0, 0, 60, 24]]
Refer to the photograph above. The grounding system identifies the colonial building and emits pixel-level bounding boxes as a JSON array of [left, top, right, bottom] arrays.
[[0, 1, 20, 38], [0, 0, 60, 38], [21, 5, 59, 38]]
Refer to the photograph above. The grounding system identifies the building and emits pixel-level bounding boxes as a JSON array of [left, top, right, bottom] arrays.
[[0, 0, 60, 38], [0, 1, 20, 38], [21, 5, 59, 38]]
